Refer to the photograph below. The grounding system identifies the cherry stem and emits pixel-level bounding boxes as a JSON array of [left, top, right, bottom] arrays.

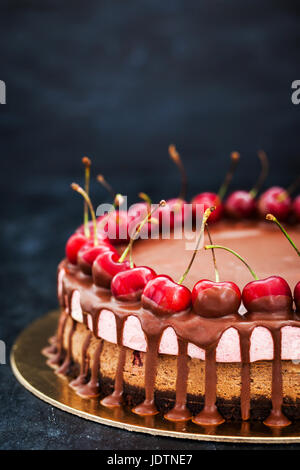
[[71, 183, 98, 246], [118, 200, 166, 264], [82, 157, 91, 238], [286, 175, 300, 197], [266, 214, 300, 256], [217, 151, 240, 201], [169, 144, 187, 201], [96, 173, 124, 209], [129, 244, 134, 269], [206, 224, 220, 282], [139, 192, 152, 213], [178, 207, 214, 285], [249, 150, 269, 198], [113, 193, 124, 209], [277, 175, 300, 202], [97, 174, 115, 199], [204, 244, 259, 280]]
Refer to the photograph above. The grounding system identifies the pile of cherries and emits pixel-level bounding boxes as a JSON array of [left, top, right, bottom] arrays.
[[225, 186, 300, 222]]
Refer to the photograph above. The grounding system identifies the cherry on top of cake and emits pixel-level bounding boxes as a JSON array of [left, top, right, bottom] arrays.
[[225, 150, 268, 219], [191, 151, 240, 223], [258, 175, 300, 221], [191, 225, 242, 318]]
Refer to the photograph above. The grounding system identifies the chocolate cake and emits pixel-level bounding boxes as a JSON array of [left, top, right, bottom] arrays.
[[43, 151, 300, 427]]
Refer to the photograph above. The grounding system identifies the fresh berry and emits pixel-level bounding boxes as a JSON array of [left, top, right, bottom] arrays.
[[142, 275, 192, 316], [258, 187, 291, 221], [192, 280, 241, 317], [65, 233, 87, 265], [191, 192, 223, 223], [111, 266, 156, 301], [128, 202, 159, 239], [92, 251, 132, 288], [225, 191, 257, 218], [78, 240, 116, 275], [158, 198, 192, 231], [99, 210, 131, 245], [192, 152, 240, 224], [225, 150, 268, 219], [242, 276, 293, 314]]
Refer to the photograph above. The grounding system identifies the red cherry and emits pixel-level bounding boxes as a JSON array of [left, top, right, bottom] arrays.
[[98, 210, 131, 245], [92, 251, 132, 288], [128, 202, 148, 220], [191, 192, 223, 223], [292, 195, 300, 222], [128, 203, 159, 238], [158, 198, 192, 231], [294, 282, 300, 311], [225, 150, 268, 219], [258, 187, 291, 221], [192, 280, 241, 318], [77, 240, 116, 275], [242, 276, 293, 314], [111, 266, 156, 301], [192, 152, 240, 223], [225, 191, 257, 218], [65, 233, 87, 265], [142, 275, 192, 316]]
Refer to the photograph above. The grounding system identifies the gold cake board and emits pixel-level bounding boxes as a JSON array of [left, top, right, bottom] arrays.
[[11, 310, 300, 444]]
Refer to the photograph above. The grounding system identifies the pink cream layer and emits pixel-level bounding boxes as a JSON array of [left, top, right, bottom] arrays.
[[60, 271, 300, 363]]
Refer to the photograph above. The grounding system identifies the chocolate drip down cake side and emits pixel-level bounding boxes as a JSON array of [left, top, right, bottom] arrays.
[[43, 150, 300, 427]]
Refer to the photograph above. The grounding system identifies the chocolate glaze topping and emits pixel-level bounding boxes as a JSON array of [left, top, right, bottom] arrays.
[[164, 340, 191, 422], [101, 346, 126, 407], [245, 295, 293, 317], [69, 331, 92, 390], [193, 345, 225, 426]]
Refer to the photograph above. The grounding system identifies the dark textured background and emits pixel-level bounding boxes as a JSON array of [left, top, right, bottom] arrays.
[[0, 0, 300, 450]]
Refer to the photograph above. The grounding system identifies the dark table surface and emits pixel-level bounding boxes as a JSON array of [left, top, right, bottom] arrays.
[[0, 0, 300, 450]]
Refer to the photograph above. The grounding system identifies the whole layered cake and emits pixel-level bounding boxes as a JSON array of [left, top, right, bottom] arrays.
[[43, 150, 300, 426]]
